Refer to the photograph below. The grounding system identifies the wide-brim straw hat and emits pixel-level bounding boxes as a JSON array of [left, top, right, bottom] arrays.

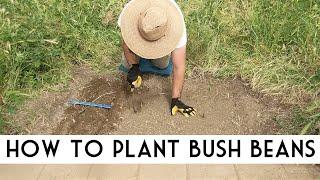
[[120, 0, 184, 59]]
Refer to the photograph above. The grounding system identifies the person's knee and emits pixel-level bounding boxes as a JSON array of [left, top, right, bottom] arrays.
[[151, 55, 170, 69], [155, 61, 169, 69]]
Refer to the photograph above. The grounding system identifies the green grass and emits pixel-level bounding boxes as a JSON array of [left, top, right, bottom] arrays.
[[0, 0, 319, 134], [181, 0, 320, 134], [0, 113, 4, 134], [0, 0, 125, 131]]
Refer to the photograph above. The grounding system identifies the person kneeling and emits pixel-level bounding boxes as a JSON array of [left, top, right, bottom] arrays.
[[118, 0, 196, 117]]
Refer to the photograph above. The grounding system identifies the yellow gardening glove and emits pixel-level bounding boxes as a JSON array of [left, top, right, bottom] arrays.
[[127, 64, 142, 91], [171, 98, 196, 117]]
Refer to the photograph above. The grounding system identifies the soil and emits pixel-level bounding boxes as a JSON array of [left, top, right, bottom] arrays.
[[113, 76, 283, 135], [54, 77, 126, 135], [9, 66, 290, 135]]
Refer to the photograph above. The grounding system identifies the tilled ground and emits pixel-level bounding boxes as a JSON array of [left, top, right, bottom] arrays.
[[112, 75, 283, 135], [10, 67, 289, 135]]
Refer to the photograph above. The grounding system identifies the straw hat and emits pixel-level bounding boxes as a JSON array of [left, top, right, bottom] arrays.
[[120, 0, 184, 59]]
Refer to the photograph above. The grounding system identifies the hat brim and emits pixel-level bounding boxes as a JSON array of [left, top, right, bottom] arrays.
[[120, 0, 184, 59]]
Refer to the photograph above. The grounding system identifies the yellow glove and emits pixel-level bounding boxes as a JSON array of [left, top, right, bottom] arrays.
[[171, 98, 196, 117], [127, 64, 142, 91]]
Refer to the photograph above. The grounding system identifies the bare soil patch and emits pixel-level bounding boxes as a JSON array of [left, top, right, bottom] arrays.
[[9, 68, 291, 135], [54, 77, 126, 134], [113, 76, 283, 135]]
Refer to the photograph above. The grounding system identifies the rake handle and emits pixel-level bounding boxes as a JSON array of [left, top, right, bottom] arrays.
[[69, 99, 112, 109]]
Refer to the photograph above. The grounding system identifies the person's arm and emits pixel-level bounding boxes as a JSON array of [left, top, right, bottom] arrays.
[[171, 45, 196, 117], [122, 40, 142, 90], [122, 40, 139, 65], [171, 45, 186, 98]]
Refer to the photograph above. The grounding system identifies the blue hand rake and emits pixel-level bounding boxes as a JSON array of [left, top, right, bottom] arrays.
[[69, 99, 112, 109]]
